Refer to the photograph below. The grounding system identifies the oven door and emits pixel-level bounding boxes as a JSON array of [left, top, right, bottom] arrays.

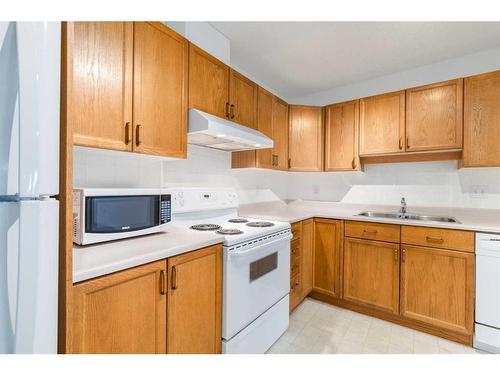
[[222, 235, 291, 340]]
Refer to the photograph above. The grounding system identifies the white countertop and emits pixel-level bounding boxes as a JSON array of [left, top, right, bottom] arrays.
[[73, 227, 224, 283], [238, 200, 500, 234]]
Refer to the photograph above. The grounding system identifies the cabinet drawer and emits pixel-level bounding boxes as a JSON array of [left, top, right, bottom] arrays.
[[401, 226, 474, 253], [291, 222, 302, 240], [345, 221, 400, 243]]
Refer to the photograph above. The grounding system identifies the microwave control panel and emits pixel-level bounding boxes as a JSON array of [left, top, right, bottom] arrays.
[[160, 194, 172, 224]]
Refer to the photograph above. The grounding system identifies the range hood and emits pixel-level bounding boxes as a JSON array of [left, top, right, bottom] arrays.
[[188, 109, 273, 151]]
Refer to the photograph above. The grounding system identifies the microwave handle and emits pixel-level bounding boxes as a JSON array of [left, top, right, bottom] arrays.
[[229, 234, 292, 259]]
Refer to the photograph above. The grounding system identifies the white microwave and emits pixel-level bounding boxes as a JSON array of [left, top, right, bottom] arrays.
[[73, 188, 171, 245]]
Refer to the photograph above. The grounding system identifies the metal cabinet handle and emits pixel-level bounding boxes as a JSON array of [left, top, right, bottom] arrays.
[[171, 266, 177, 290], [230, 104, 235, 119], [399, 138, 403, 150], [352, 158, 356, 169], [125, 122, 131, 145], [402, 249, 406, 263], [135, 124, 142, 146], [272, 154, 278, 167], [160, 270, 167, 295], [288, 158, 291, 169], [363, 229, 378, 235], [426, 236, 444, 244], [406, 136, 410, 149], [225, 102, 230, 118], [394, 249, 398, 262]]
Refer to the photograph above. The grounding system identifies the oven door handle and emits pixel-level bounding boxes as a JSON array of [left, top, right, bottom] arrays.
[[229, 234, 292, 259]]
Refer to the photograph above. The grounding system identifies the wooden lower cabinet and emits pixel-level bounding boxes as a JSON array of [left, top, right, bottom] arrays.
[[71, 244, 222, 354], [312, 219, 342, 298], [300, 219, 314, 299], [289, 219, 314, 311], [343, 238, 400, 314], [167, 244, 222, 354], [72, 260, 167, 354], [400, 245, 474, 335]]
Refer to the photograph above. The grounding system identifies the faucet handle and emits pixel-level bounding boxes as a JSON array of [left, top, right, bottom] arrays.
[[401, 197, 406, 204]]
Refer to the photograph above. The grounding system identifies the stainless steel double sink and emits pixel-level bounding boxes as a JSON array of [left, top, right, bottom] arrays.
[[356, 211, 460, 223]]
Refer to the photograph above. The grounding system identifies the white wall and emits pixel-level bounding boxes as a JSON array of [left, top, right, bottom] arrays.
[[167, 21, 230, 65], [292, 46, 500, 105], [74, 145, 500, 209]]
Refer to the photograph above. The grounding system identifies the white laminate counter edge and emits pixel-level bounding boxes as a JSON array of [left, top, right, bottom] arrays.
[[238, 201, 500, 234], [73, 228, 224, 283]]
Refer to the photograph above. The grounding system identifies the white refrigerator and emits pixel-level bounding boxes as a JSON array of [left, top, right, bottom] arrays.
[[0, 22, 60, 354]]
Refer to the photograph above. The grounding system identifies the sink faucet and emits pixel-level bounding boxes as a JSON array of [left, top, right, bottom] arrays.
[[399, 197, 407, 218]]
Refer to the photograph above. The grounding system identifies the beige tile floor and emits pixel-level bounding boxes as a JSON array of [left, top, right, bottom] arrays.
[[267, 298, 480, 354]]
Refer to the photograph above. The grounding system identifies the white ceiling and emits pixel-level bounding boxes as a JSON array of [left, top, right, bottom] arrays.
[[209, 22, 500, 100]]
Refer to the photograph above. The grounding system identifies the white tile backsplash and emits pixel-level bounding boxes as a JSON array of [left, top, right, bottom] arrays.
[[74, 145, 500, 209]]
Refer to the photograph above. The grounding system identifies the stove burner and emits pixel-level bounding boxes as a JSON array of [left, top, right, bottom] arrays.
[[217, 228, 244, 235], [228, 218, 249, 223], [246, 221, 275, 228], [190, 224, 222, 231]]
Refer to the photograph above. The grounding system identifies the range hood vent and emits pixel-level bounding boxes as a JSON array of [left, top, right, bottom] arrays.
[[188, 109, 273, 151]]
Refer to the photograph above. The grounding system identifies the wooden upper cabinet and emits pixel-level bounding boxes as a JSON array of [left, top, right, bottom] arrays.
[[406, 79, 463, 152], [400, 245, 474, 335], [188, 44, 230, 119], [289, 105, 324, 171], [324, 100, 360, 171], [167, 244, 222, 354], [67, 22, 133, 151], [256, 87, 275, 169], [72, 260, 167, 354], [231, 150, 256, 168], [463, 70, 500, 167], [229, 69, 258, 128], [343, 238, 400, 314], [133, 22, 188, 158], [359, 90, 405, 156], [273, 97, 289, 171], [313, 219, 342, 298]]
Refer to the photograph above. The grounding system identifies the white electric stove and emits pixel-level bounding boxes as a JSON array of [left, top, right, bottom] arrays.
[[169, 187, 292, 354]]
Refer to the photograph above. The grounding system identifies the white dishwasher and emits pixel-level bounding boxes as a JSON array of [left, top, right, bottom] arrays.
[[475, 232, 500, 353]]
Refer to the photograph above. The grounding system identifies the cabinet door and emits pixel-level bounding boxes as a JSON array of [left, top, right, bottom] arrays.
[[231, 150, 256, 168], [229, 69, 258, 128], [66, 22, 133, 151], [273, 97, 289, 170], [406, 79, 463, 152], [133, 22, 188, 158], [72, 261, 167, 354], [313, 219, 342, 298], [343, 238, 400, 314], [463, 70, 500, 167], [167, 244, 222, 354], [256, 87, 274, 169], [359, 91, 405, 155], [324, 100, 360, 171], [400, 245, 474, 335], [289, 106, 324, 171], [188, 44, 230, 119], [301, 219, 314, 299]]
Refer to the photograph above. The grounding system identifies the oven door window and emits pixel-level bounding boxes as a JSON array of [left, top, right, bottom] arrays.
[[85, 195, 159, 233], [249, 252, 278, 282]]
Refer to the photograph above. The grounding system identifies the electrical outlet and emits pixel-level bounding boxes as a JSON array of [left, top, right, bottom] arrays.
[[470, 185, 488, 199]]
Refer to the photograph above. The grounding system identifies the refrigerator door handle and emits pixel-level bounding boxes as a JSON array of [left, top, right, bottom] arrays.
[[14, 200, 58, 354]]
